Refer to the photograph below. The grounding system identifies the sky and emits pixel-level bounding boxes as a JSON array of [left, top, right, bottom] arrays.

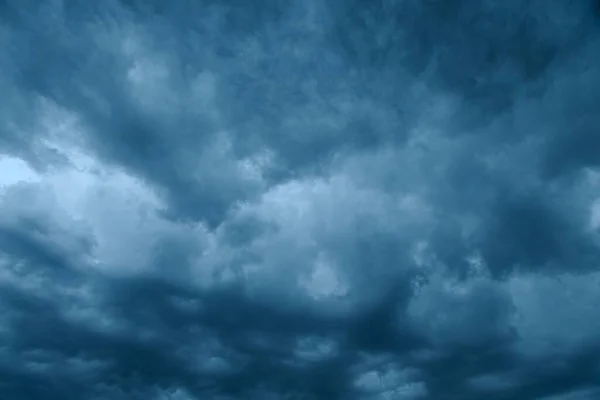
[[1, 0, 600, 399]]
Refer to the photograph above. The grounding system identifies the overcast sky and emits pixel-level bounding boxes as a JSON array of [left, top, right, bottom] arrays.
[[1, 1, 600, 399]]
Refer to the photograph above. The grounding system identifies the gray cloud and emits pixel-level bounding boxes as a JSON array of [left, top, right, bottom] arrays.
[[1, 0, 600, 399]]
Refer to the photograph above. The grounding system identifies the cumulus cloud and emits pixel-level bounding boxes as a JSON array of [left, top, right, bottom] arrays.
[[1, 0, 600, 399]]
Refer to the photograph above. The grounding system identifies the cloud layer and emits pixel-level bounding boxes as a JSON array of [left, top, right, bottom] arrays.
[[1, 1, 600, 399]]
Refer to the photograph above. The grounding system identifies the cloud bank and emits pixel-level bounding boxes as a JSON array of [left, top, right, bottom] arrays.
[[1, 0, 600, 399]]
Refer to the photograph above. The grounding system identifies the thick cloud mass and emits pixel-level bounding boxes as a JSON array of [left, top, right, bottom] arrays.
[[1, 1, 600, 399]]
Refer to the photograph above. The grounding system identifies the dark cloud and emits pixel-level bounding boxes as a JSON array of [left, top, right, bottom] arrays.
[[1, 0, 600, 399]]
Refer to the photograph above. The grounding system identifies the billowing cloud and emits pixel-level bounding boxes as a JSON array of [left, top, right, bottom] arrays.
[[1, 0, 600, 399]]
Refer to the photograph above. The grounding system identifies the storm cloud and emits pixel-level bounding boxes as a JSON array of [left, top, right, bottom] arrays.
[[1, 0, 600, 399]]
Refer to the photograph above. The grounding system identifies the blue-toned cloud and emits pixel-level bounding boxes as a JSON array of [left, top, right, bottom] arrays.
[[1, 0, 600, 399]]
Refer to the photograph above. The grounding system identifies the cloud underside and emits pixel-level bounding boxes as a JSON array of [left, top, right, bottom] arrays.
[[1, 1, 600, 399]]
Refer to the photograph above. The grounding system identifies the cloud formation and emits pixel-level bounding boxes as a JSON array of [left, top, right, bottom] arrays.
[[1, 0, 600, 399]]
